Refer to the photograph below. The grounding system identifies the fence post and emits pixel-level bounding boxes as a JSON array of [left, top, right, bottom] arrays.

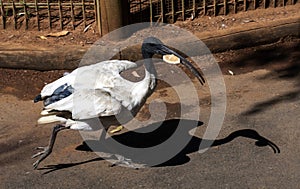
[[233, 0, 237, 13], [12, 1, 17, 29], [46, 0, 51, 29], [150, 0, 153, 24], [214, 0, 217, 16], [23, 0, 28, 29], [0, 0, 6, 29], [82, 0, 86, 28], [58, 0, 63, 30], [97, 0, 129, 36], [35, 0, 40, 30], [203, 0, 206, 15], [171, 0, 175, 23], [182, 0, 185, 20], [224, 0, 227, 15], [193, 0, 196, 17], [70, 0, 75, 30], [160, 0, 164, 23]]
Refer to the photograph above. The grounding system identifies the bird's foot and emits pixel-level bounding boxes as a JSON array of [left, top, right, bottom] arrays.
[[32, 146, 49, 158], [110, 154, 145, 169], [31, 124, 69, 170], [32, 146, 51, 169]]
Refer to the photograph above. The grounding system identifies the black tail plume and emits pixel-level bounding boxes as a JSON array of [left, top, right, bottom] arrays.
[[34, 94, 42, 103]]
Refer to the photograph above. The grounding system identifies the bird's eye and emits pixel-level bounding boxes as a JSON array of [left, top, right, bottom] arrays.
[[148, 43, 157, 47]]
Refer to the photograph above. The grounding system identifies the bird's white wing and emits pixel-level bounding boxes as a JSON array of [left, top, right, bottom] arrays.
[[46, 89, 123, 119], [40, 60, 136, 98], [42, 60, 140, 119]]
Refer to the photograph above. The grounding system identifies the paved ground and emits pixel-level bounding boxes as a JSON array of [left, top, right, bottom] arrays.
[[0, 38, 299, 188]]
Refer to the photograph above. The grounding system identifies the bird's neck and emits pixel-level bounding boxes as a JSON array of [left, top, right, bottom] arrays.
[[143, 56, 157, 90]]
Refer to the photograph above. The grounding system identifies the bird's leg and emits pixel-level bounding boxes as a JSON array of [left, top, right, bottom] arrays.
[[32, 124, 70, 169]]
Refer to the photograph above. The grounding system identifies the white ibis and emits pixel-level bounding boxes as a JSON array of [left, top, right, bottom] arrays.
[[32, 37, 205, 169]]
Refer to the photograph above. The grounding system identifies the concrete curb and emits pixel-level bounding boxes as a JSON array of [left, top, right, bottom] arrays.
[[200, 18, 299, 53], [0, 45, 87, 71]]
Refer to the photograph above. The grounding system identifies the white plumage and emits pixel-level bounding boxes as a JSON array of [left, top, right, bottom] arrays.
[[38, 60, 155, 130]]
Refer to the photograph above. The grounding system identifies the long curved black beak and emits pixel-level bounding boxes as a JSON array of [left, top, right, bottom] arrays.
[[156, 44, 205, 85]]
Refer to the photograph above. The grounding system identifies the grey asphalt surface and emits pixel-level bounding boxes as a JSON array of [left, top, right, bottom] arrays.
[[0, 39, 299, 188]]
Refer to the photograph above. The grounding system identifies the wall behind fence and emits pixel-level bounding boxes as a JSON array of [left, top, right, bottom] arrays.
[[0, 0, 298, 32]]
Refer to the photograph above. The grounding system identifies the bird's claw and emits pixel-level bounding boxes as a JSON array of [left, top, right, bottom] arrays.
[[110, 155, 145, 169], [32, 160, 40, 169], [36, 146, 48, 150], [32, 146, 51, 169], [32, 146, 49, 158]]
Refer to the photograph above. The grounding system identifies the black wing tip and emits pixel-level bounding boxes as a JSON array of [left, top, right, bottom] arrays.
[[33, 94, 42, 103]]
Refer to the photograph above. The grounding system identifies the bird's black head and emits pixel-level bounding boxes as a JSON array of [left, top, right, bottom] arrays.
[[142, 37, 165, 59], [142, 37, 205, 85]]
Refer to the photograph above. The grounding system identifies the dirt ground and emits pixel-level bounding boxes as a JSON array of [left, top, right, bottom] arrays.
[[0, 4, 300, 189]]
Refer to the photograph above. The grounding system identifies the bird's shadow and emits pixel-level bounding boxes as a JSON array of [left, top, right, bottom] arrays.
[[40, 119, 280, 174]]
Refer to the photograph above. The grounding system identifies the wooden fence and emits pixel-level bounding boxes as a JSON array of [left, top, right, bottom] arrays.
[[129, 0, 298, 23], [0, 0, 96, 30], [0, 0, 298, 31]]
